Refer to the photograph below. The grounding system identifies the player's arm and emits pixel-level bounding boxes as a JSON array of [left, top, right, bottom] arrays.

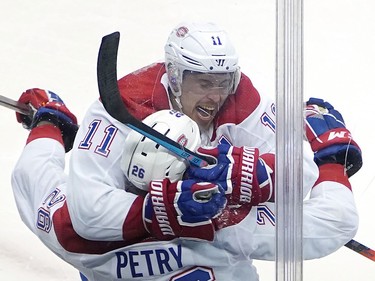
[[302, 97, 361, 257], [11, 88, 77, 230], [124, 178, 227, 242], [66, 99, 146, 241], [251, 98, 361, 260], [67, 100, 226, 242], [186, 143, 275, 232]]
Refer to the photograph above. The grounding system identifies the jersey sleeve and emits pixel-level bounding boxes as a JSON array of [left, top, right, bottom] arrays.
[[11, 129, 262, 281], [250, 163, 358, 260], [66, 100, 147, 241], [213, 94, 276, 155], [204, 73, 355, 261], [11, 125, 67, 232]]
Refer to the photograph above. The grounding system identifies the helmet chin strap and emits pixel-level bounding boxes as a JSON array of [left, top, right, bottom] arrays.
[[168, 86, 184, 111], [174, 95, 183, 111]]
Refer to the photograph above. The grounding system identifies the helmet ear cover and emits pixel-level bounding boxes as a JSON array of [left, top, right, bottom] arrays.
[[166, 62, 181, 94]]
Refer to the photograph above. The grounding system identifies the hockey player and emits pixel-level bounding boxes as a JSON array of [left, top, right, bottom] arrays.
[[58, 20, 360, 249], [65, 21, 320, 243], [11, 92, 273, 280], [12, 89, 361, 280]]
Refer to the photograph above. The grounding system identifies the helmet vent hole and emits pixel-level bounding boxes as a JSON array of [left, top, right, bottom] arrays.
[[141, 152, 147, 157]]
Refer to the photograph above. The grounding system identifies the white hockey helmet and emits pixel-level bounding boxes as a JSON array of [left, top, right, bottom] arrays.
[[121, 109, 201, 191], [165, 22, 241, 97]]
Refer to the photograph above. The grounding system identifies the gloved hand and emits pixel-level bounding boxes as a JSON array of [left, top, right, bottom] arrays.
[[143, 179, 226, 241], [16, 88, 78, 152], [304, 97, 362, 177], [187, 144, 274, 208]]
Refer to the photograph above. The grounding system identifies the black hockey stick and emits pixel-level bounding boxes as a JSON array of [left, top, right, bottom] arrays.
[[97, 32, 210, 167]]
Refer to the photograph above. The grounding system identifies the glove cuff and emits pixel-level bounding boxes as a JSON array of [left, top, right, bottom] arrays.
[[26, 124, 64, 147], [313, 163, 351, 190], [314, 143, 362, 178], [32, 108, 78, 152]]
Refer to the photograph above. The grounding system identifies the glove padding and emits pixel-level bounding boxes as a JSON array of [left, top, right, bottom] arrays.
[[187, 144, 274, 208], [16, 88, 78, 152], [143, 179, 226, 241], [304, 97, 362, 177]]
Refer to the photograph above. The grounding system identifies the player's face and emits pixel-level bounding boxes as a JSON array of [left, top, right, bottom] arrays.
[[180, 72, 233, 131]]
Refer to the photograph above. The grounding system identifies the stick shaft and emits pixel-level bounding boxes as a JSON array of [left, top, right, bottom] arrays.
[[345, 239, 375, 262], [0, 95, 31, 115]]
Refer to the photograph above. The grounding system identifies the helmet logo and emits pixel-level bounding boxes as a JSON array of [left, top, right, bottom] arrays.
[[176, 26, 189, 37], [216, 59, 225, 67], [176, 134, 188, 147]]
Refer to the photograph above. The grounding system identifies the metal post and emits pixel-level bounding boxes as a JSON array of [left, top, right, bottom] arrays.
[[275, 0, 304, 280]]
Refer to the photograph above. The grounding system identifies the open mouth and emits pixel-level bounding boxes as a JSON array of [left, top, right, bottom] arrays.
[[196, 105, 216, 119]]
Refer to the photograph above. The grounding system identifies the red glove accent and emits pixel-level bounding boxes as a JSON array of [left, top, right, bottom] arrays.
[[189, 144, 274, 208], [16, 88, 48, 126], [304, 98, 362, 177], [16, 88, 78, 152], [143, 179, 226, 241], [305, 104, 357, 152], [16, 88, 77, 127]]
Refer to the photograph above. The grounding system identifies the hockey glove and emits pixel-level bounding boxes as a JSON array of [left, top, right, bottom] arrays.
[[304, 97, 362, 177], [16, 88, 78, 152], [143, 179, 226, 241], [187, 144, 274, 208]]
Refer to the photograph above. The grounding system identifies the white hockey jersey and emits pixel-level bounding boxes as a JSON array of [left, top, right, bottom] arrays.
[[11, 63, 358, 280], [66, 64, 290, 242], [11, 127, 358, 280]]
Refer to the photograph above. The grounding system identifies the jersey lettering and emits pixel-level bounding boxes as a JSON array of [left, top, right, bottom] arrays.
[[37, 207, 52, 232], [42, 187, 66, 208], [95, 125, 118, 157], [261, 103, 276, 133], [115, 244, 183, 278], [169, 109, 184, 118], [78, 120, 118, 157], [78, 119, 101, 150], [171, 266, 215, 281], [37, 188, 66, 233], [257, 205, 276, 226]]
